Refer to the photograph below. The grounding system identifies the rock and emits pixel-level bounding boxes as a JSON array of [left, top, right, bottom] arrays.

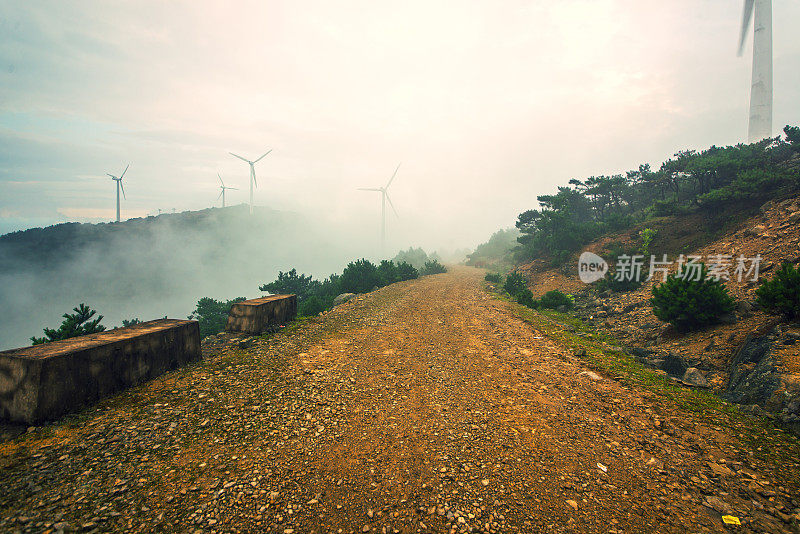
[[628, 347, 653, 361], [719, 312, 737, 325], [724, 335, 782, 405], [707, 462, 734, 477], [682, 368, 708, 388], [703, 496, 733, 515], [661, 351, 687, 377], [736, 301, 753, 317], [578, 371, 603, 381], [333, 293, 357, 306], [566, 500, 579, 511]]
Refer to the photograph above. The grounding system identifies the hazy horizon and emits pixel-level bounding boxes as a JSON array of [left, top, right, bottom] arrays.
[[2, 1, 800, 250]]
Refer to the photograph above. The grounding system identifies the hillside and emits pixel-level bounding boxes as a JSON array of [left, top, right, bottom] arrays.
[[473, 129, 800, 431], [2, 268, 798, 533], [514, 193, 800, 427], [0, 206, 364, 350]]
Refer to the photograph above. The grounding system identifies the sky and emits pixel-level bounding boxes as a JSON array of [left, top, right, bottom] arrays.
[[1, 0, 799, 251]]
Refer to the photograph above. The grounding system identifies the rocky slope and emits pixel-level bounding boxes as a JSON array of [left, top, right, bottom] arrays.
[[517, 194, 800, 432]]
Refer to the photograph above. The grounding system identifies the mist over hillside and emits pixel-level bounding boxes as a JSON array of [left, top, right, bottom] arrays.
[[0, 205, 368, 350]]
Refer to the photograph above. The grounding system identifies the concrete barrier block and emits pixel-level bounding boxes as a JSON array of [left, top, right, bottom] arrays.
[[225, 294, 297, 335], [0, 319, 200, 424]]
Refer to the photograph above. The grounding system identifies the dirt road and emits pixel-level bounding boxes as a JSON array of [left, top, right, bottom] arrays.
[[1, 267, 798, 533]]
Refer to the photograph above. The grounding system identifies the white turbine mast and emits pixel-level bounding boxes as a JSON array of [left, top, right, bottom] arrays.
[[107, 164, 129, 223], [229, 149, 271, 214], [738, 0, 772, 143], [217, 173, 238, 208], [358, 163, 401, 256]]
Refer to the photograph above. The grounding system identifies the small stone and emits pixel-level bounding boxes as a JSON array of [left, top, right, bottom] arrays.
[[566, 500, 578, 511]]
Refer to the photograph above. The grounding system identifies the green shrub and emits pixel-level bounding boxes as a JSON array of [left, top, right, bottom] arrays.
[[298, 295, 326, 317], [393, 247, 430, 270], [31, 303, 106, 345], [596, 270, 642, 293], [756, 262, 800, 319], [377, 260, 400, 286], [639, 228, 656, 257], [420, 259, 447, 275], [396, 261, 419, 281], [503, 272, 528, 297], [258, 268, 315, 297], [650, 264, 735, 331], [484, 272, 502, 284], [340, 258, 381, 293], [515, 288, 538, 309], [189, 297, 246, 337], [539, 290, 574, 310]]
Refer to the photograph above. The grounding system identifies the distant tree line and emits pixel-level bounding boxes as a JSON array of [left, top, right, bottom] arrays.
[[190, 251, 448, 337], [512, 127, 800, 265]]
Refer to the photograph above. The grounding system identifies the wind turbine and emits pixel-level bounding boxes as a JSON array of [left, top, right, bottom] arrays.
[[358, 163, 401, 255], [229, 149, 271, 214], [217, 173, 238, 208], [107, 164, 129, 223], [738, 0, 772, 143]]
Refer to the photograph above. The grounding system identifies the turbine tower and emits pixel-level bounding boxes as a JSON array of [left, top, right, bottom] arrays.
[[738, 0, 772, 143], [217, 173, 238, 208], [358, 163, 401, 255], [229, 149, 271, 214], [107, 164, 129, 223]]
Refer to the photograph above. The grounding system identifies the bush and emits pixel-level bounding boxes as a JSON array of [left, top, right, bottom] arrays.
[[189, 297, 246, 337], [259, 268, 315, 297], [298, 295, 326, 317], [503, 272, 528, 297], [340, 259, 381, 293], [539, 290, 574, 310], [396, 261, 419, 281], [393, 247, 430, 270], [420, 259, 447, 275], [515, 288, 538, 309], [650, 264, 735, 331], [377, 260, 400, 286], [595, 270, 642, 293], [484, 272, 502, 284], [31, 303, 106, 345], [756, 262, 800, 319]]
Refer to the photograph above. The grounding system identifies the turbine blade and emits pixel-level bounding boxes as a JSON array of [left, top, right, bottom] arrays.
[[228, 187, 239, 190], [217, 190, 223, 200], [254, 149, 272, 163], [385, 163, 401, 189], [230, 152, 250, 163], [120, 163, 129, 180], [385, 192, 399, 218], [120, 181, 126, 200], [738, 0, 755, 56], [358, 188, 381, 191], [218, 173, 224, 187], [252, 169, 257, 188], [107, 174, 116, 179]]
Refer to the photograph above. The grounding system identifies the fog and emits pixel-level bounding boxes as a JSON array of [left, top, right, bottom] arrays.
[[0, 204, 449, 350], [2, 2, 800, 348]]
